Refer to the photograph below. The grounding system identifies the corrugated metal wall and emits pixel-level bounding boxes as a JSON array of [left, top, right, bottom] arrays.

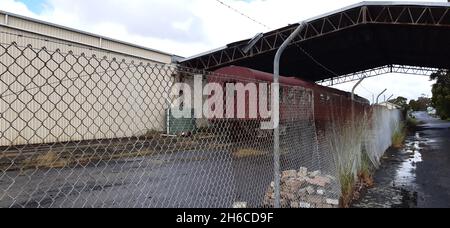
[[0, 13, 5, 25], [8, 17, 100, 48], [0, 11, 172, 64], [101, 39, 171, 64], [0, 14, 176, 146]]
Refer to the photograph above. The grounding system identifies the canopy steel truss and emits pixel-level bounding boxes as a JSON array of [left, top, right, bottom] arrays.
[[317, 64, 439, 86], [180, 2, 450, 81]]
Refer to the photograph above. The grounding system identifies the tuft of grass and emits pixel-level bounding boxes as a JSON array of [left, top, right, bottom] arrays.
[[359, 152, 374, 188], [392, 125, 406, 149], [328, 116, 369, 208], [392, 132, 406, 148], [339, 170, 356, 208], [406, 118, 419, 128]]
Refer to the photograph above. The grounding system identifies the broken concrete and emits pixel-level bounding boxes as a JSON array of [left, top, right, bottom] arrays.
[[263, 167, 339, 208]]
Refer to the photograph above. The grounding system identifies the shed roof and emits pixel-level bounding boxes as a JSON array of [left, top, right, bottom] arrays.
[[180, 1, 450, 83]]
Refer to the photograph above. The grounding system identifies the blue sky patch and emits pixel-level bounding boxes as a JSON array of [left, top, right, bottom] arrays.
[[17, 0, 46, 14]]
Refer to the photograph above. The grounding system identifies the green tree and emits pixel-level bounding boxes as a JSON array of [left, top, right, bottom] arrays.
[[389, 96, 409, 109], [409, 97, 431, 112], [430, 70, 450, 120], [409, 100, 419, 111], [389, 96, 409, 118]]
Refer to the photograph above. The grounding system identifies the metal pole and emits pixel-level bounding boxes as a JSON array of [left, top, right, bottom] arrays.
[[376, 89, 387, 104], [387, 94, 394, 102], [351, 77, 365, 123], [351, 78, 365, 101], [273, 23, 305, 208]]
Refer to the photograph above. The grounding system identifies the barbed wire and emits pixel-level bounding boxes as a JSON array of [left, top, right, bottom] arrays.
[[0, 30, 164, 63]]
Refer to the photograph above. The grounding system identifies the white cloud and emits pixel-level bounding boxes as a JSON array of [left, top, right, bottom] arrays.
[[0, 0, 36, 17], [332, 73, 436, 103], [0, 0, 446, 101]]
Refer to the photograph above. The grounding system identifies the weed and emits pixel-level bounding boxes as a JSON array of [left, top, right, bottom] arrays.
[[392, 125, 406, 148]]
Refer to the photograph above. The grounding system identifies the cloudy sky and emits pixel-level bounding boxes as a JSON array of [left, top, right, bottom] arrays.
[[0, 0, 446, 102]]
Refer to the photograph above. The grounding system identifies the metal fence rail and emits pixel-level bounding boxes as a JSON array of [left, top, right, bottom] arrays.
[[0, 42, 400, 208]]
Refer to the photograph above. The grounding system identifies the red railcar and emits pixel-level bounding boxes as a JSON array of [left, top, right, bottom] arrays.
[[211, 66, 370, 129]]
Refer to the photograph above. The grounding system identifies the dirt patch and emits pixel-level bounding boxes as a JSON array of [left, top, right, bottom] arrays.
[[233, 149, 267, 158], [0, 135, 234, 172], [1, 147, 154, 172]]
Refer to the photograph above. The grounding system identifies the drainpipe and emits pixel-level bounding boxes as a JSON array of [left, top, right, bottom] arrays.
[[271, 22, 305, 208], [376, 89, 387, 104]]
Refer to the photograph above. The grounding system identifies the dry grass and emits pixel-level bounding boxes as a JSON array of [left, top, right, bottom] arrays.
[[143, 130, 163, 139], [233, 148, 266, 158], [340, 169, 375, 207], [23, 151, 68, 169], [327, 114, 375, 208], [339, 171, 356, 208], [340, 171, 374, 208], [406, 118, 420, 128], [359, 152, 375, 188], [15, 149, 154, 172]]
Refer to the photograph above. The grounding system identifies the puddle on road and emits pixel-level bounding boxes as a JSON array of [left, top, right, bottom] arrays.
[[353, 132, 425, 208], [353, 113, 450, 208], [394, 133, 423, 188]]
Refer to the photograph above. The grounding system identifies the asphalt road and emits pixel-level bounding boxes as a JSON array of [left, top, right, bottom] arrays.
[[353, 112, 450, 208], [0, 122, 327, 208], [0, 149, 279, 208]]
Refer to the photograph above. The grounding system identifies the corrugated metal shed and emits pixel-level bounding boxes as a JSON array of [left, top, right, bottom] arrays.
[[0, 11, 177, 146]]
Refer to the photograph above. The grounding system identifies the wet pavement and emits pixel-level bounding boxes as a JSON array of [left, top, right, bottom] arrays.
[[353, 112, 450, 208]]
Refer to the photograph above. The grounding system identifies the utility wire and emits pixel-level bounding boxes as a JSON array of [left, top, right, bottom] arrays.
[[215, 0, 335, 79], [278, 32, 340, 78], [294, 43, 340, 77], [360, 84, 374, 95], [215, 0, 272, 30]]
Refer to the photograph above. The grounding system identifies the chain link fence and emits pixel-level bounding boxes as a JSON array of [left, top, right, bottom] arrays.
[[0, 41, 401, 208]]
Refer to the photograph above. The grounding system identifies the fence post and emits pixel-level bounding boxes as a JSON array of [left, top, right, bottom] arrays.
[[272, 23, 305, 208], [351, 77, 365, 121]]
